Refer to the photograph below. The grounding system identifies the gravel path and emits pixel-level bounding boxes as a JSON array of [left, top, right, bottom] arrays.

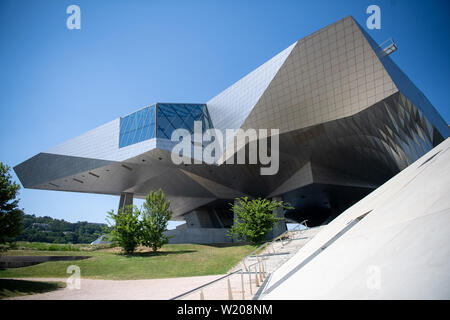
[[5, 275, 225, 300]]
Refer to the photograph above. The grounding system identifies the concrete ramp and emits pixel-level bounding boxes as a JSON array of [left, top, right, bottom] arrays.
[[261, 138, 450, 299]]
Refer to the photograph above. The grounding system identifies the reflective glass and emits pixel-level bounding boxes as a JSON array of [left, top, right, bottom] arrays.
[[119, 105, 156, 148], [156, 103, 212, 139], [119, 103, 212, 148]]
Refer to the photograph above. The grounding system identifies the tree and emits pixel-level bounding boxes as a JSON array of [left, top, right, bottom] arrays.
[[140, 189, 172, 252], [105, 205, 141, 254], [228, 197, 292, 244], [0, 162, 24, 244]]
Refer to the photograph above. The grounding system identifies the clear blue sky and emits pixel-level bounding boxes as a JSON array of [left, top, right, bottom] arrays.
[[0, 0, 449, 225]]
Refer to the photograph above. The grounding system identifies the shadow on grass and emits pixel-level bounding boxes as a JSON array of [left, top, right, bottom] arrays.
[[120, 250, 197, 257], [201, 242, 258, 248], [0, 279, 65, 299]]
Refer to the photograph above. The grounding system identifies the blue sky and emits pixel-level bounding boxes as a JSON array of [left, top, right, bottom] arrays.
[[0, 0, 449, 226]]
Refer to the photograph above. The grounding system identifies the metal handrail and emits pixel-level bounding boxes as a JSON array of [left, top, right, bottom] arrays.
[[240, 220, 310, 270], [170, 269, 243, 300], [379, 38, 397, 56], [242, 230, 290, 263], [293, 219, 308, 230], [172, 222, 312, 300], [171, 261, 264, 300], [286, 220, 309, 240]]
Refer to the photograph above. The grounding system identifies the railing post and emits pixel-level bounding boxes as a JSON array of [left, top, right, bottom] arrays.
[[265, 259, 268, 276], [259, 261, 263, 282], [255, 265, 260, 287], [249, 266, 253, 295], [262, 259, 265, 276], [227, 278, 233, 300], [260, 260, 264, 279], [200, 290, 204, 300], [241, 270, 245, 300]]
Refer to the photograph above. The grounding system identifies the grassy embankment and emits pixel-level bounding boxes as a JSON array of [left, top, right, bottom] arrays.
[[0, 242, 256, 280]]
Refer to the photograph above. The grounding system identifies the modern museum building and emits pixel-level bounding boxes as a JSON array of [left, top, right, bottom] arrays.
[[14, 16, 449, 243]]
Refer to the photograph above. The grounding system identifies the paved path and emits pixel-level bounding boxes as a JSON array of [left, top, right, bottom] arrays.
[[5, 275, 225, 300]]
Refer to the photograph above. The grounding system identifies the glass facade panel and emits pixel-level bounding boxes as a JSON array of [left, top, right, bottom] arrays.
[[156, 103, 212, 139], [119, 103, 212, 148], [119, 105, 156, 148]]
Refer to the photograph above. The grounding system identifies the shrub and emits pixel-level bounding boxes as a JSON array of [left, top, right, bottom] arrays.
[[140, 189, 172, 252], [105, 205, 141, 254], [105, 190, 173, 254], [228, 197, 292, 244]]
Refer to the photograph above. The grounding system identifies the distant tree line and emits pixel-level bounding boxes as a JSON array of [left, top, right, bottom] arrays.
[[11, 214, 105, 244]]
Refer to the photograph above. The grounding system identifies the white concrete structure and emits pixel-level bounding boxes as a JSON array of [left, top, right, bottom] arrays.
[[261, 138, 450, 299]]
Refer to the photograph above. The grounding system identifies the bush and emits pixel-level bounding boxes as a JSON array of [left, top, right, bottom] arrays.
[[228, 197, 292, 244], [105, 205, 141, 254], [105, 190, 173, 254], [140, 189, 172, 252]]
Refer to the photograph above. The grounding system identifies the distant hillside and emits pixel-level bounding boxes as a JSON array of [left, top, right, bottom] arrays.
[[12, 214, 106, 244]]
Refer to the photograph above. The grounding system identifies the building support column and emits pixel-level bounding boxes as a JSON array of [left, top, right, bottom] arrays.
[[118, 192, 133, 213]]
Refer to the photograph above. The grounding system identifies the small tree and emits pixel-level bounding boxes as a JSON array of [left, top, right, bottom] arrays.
[[106, 205, 141, 254], [228, 197, 292, 244], [140, 189, 172, 252], [0, 162, 24, 245]]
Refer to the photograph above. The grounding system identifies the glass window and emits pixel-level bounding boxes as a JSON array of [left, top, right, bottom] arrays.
[[119, 105, 157, 148], [156, 103, 212, 139], [119, 103, 212, 148]]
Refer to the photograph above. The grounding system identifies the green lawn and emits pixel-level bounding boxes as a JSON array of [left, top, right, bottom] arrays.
[[0, 243, 256, 280], [0, 279, 66, 299]]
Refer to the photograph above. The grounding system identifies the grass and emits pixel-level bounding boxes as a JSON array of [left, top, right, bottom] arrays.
[[0, 279, 66, 299], [0, 243, 257, 280]]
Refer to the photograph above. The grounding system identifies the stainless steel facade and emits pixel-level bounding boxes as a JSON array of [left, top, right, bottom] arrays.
[[15, 16, 449, 228]]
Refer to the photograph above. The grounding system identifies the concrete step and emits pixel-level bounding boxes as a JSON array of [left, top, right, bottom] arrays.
[[248, 225, 327, 274]]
